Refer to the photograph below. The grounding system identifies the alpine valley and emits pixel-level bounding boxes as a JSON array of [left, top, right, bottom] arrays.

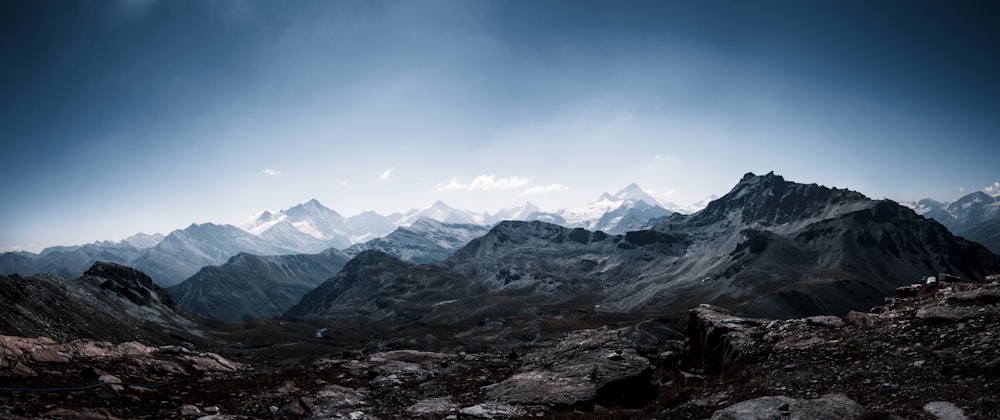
[[3, 172, 1000, 419]]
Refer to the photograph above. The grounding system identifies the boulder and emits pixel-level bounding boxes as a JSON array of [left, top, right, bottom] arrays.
[[687, 304, 764, 373], [923, 401, 969, 420], [486, 326, 653, 408], [710, 394, 866, 420]]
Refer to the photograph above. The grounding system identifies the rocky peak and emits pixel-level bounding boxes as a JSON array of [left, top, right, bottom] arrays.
[[463, 221, 610, 252], [689, 172, 870, 227], [287, 199, 342, 219], [82, 261, 175, 309]]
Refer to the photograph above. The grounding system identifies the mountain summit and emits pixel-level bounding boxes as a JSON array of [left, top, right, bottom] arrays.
[[555, 183, 673, 233]]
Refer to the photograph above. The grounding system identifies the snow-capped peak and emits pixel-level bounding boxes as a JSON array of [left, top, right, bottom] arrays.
[[612, 183, 665, 207]]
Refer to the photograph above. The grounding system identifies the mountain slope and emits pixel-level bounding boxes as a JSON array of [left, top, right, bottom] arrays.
[[344, 218, 490, 264], [285, 250, 477, 321], [963, 220, 1000, 254], [618, 172, 1000, 317], [903, 191, 1000, 242], [168, 248, 350, 322], [131, 223, 297, 286], [0, 262, 201, 344], [285, 172, 1000, 325]]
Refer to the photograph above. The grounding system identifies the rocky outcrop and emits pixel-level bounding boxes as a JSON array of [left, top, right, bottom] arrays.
[[486, 327, 655, 408], [0, 263, 203, 345], [677, 278, 1000, 419], [0, 334, 243, 379], [686, 304, 765, 373]]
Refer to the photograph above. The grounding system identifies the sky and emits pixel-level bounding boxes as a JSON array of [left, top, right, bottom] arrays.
[[2, 0, 999, 251]]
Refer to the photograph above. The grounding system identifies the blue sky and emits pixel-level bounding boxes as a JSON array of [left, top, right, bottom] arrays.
[[2, 0, 999, 251]]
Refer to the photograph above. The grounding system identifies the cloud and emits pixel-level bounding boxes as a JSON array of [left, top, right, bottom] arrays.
[[438, 175, 530, 191], [338, 181, 349, 187], [985, 182, 1000, 197], [521, 184, 571, 195], [380, 168, 394, 181], [263, 168, 281, 176], [654, 154, 674, 161]]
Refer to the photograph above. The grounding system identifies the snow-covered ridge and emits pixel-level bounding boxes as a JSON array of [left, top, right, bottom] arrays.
[[239, 183, 709, 252]]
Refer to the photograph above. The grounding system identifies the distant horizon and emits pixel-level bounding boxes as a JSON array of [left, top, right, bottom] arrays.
[[3, 1, 999, 252], [4, 173, 999, 253]]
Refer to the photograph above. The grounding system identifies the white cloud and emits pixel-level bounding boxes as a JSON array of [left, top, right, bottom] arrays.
[[338, 181, 349, 187], [263, 168, 281, 176], [521, 184, 571, 195], [985, 182, 1000, 197], [959, 187, 967, 193], [438, 174, 530, 191], [380, 168, 394, 181], [654, 154, 674, 161]]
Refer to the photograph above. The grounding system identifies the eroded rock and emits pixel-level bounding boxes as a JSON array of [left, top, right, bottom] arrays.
[[710, 393, 866, 420]]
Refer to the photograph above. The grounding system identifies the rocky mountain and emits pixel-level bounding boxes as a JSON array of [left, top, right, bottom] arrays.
[[0, 240, 145, 280], [130, 223, 298, 287], [904, 190, 1000, 253], [344, 218, 491, 264], [0, 224, 298, 287], [287, 172, 1000, 324], [963, 221, 1000, 255], [123, 232, 165, 249], [284, 250, 475, 321], [0, 262, 202, 345], [243, 199, 354, 252], [167, 248, 351, 322]]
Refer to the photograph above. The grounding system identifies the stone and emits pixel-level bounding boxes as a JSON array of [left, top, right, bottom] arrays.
[[806, 315, 845, 328], [458, 403, 519, 418], [710, 394, 866, 420], [687, 305, 765, 373], [31, 348, 70, 363], [179, 404, 203, 416], [923, 401, 969, 420], [409, 397, 456, 414], [916, 306, 982, 323], [844, 311, 876, 328], [42, 408, 83, 417], [486, 327, 653, 408]]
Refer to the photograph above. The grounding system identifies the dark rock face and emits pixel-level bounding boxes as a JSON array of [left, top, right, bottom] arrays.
[[686, 304, 764, 374], [84, 261, 174, 309], [0, 263, 201, 345], [168, 249, 350, 322]]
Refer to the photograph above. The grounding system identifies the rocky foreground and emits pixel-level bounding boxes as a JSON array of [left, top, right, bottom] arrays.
[[2, 279, 999, 419]]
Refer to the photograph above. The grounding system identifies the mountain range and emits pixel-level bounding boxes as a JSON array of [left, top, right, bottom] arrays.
[[0, 183, 678, 286], [903, 191, 1000, 253], [287, 172, 1000, 324]]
